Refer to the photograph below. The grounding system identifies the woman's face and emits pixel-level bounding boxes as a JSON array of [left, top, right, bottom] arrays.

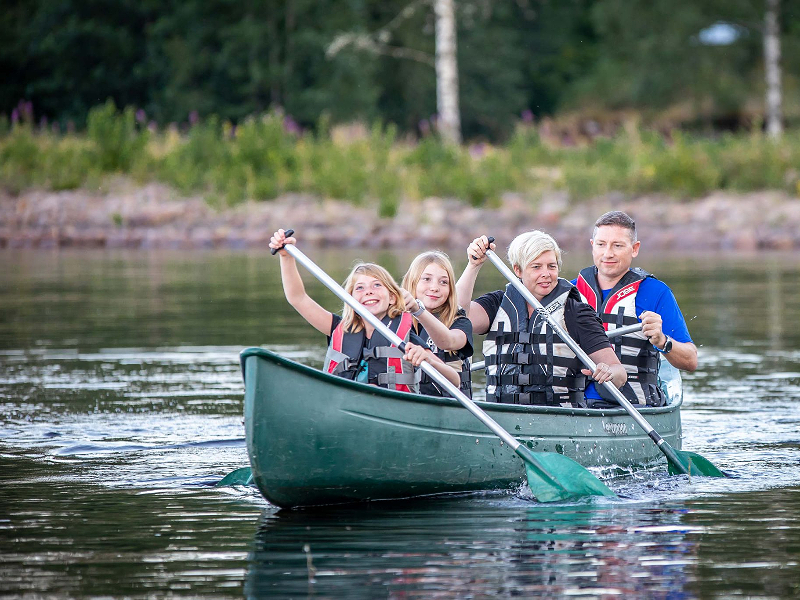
[[415, 263, 450, 311], [514, 250, 559, 301], [351, 274, 396, 317]]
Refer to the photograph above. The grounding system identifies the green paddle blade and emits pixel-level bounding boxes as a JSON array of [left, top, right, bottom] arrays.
[[216, 466, 253, 487], [516, 446, 616, 502], [667, 450, 727, 478]]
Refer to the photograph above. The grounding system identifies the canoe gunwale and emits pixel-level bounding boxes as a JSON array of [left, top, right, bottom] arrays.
[[239, 346, 683, 417]]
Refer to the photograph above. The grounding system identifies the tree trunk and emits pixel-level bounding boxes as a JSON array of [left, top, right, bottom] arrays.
[[764, 0, 782, 138], [434, 0, 461, 144]]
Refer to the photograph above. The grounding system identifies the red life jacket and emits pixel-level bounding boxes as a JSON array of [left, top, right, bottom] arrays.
[[576, 266, 663, 406], [324, 312, 419, 393]]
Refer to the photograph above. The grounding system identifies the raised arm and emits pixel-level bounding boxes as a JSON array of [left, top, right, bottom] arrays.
[[401, 289, 466, 352], [455, 235, 494, 335], [269, 229, 333, 335]]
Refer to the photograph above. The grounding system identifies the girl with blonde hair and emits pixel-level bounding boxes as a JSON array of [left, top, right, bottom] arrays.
[[269, 230, 460, 392], [401, 251, 474, 397]]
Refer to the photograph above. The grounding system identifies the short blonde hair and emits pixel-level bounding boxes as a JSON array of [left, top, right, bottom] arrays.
[[341, 263, 406, 333], [507, 230, 562, 272], [401, 251, 459, 328]]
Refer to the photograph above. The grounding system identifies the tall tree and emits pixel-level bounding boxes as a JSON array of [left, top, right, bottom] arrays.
[[764, 0, 783, 137], [434, 0, 460, 143]]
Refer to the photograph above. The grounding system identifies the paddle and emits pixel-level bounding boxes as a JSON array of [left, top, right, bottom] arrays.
[[470, 323, 644, 371], [482, 242, 726, 478], [267, 232, 615, 502]]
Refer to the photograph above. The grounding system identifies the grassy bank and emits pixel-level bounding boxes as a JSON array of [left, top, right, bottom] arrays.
[[2, 101, 800, 217]]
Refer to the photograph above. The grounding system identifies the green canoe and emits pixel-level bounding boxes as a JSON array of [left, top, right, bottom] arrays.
[[241, 347, 683, 508]]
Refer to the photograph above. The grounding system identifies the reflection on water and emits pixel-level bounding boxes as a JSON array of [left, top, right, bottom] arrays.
[[246, 499, 702, 598], [2, 249, 800, 598]]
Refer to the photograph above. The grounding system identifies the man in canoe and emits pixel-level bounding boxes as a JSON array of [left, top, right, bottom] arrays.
[[574, 210, 697, 408], [456, 230, 627, 407]]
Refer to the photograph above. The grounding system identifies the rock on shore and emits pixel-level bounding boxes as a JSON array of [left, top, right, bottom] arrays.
[[2, 181, 799, 252]]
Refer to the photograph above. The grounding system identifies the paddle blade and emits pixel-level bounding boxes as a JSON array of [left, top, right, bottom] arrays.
[[216, 466, 253, 487], [516, 446, 615, 502], [667, 450, 727, 478]]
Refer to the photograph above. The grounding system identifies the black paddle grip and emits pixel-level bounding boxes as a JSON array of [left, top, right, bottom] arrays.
[[471, 236, 495, 260], [271, 228, 295, 255]]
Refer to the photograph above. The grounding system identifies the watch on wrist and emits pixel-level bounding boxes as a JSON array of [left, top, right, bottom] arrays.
[[411, 299, 426, 317], [656, 336, 673, 354]]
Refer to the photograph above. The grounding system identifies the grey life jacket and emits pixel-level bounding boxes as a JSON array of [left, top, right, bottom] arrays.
[[483, 279, 585, 407], [576, 266, 664, 407]]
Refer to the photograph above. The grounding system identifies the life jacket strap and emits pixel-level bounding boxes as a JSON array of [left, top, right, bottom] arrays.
[[485, 353, 579, 371], [493, 390, 582, 406], [362, 346, 405, 360], [601, 314, 640, 327], [488, 372, 585, 388], [620, 354, 659, 370], [614, 337, 650, 350], [377, 366, 421, 389]]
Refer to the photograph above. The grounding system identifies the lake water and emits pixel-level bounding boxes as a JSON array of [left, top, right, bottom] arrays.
[[2, 248, 799, 598]]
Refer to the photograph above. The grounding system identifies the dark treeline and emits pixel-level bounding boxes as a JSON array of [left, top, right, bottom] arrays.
[[3, 0, 800, 142]]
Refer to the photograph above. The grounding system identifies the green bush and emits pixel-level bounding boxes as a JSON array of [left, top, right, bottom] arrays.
[[86, 100, 148, 171], [4, 102, 800, 208]]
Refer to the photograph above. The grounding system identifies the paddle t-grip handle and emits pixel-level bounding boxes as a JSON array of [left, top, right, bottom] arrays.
[[471, 236, 495, 260], [271, 229, 295, 255]]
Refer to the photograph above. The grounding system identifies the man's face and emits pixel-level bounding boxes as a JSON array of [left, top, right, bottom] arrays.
[[591, 225, 640, 285]]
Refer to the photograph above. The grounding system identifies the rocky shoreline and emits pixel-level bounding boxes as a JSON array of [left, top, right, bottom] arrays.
[[2, 181, 800, 252]]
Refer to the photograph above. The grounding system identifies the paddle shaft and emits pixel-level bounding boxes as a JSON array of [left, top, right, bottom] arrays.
[[470, 322, 643, 371], [483, 249, 689, 473], [282, 243, 525, 454]]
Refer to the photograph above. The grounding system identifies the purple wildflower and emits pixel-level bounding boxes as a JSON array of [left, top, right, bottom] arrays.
[[189, 110, 199, 126], [419, 119, 431, 136], [521, 109, 534, 124], [11, 108, 19, 124], [135, 109, 146, 124], [283, 115, 301, 136], [469, 143, 486, 159]]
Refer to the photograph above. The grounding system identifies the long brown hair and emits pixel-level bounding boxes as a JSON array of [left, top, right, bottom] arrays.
[[341, 263, 406, 333], [401, 251, 459, 328]]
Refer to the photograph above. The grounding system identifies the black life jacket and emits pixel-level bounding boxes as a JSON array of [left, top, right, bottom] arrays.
[[576, 266, 664, 407], [414, 308, 472, 398], [324, 312, 419, 393], [483, 279, 585, 407]]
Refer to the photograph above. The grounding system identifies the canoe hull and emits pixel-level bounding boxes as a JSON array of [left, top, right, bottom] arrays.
[[242, 348, 682, 508]]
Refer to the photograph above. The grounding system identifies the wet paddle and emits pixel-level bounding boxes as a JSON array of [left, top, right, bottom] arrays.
[[271, 234, 615, 502], [483, 243, 726, 478]]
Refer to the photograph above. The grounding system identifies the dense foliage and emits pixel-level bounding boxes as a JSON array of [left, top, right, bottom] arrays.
[[3, 103, 800, 215], [3, 0, 800, 141]]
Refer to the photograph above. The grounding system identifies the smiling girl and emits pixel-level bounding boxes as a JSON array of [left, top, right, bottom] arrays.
[[269, 230, 460, 392], [401, 252, 474, 397]]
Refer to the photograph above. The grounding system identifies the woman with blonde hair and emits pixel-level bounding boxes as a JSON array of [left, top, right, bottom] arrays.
[[401, 251, 474, 397], [456, 231, 627, 407], [269, 229, 460, 392]]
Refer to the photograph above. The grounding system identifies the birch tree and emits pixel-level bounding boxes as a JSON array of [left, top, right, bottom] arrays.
[[434, 0, 460, 143], [764, 0, 782, 138], [328, 0, 461, 144]]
